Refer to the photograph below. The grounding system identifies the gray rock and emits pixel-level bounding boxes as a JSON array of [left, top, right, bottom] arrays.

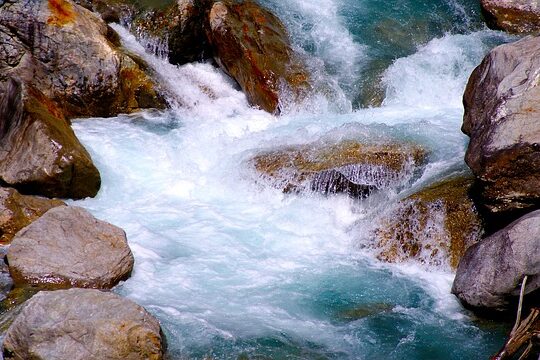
[[452, 209, 540, 312], [2, 288, 163, 360], [7, 206, 134, 289], [481, 0, 540, 34], [463, 35, 540, 213]]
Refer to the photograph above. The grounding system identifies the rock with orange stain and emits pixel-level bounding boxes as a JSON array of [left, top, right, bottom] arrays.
[[481, 0, 540, 33], [47, 0, 76, 26]]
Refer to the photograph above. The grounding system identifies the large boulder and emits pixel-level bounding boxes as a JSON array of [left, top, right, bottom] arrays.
[[0, 187, 65, 244], [251, 140, 427, 196], [7, 206, 134, 290], [481, 0, 540, 34], [0, 0, 166, 118], [374, 176, 483, 269], [452, 210, 540, 312], [463, 35, 540, 214], [0, 78, 101, 199], [2, 288, 163, 360], [206, 0, 311, 114]]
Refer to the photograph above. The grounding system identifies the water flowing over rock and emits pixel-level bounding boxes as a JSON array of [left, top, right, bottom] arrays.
[[481, 0, 540, 34], [0, 187, 65, 244], [7, 206, 134, 290], [374, 176, 483, 269], [2, 288, 163, 360], [452, 210, 540, 312], [0, 0, 166, 118], [206, 0, 311, 114], [251, 140, 427, 196], [0, 79, 101, 199], [463, 35, 540, 214]]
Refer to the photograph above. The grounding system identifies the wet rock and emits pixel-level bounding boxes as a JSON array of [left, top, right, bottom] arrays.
[[2, 288, 163, 360], [0, 79, 101, 199], [481, 0, 540, 34], [463, 35, 540, 214], [7, 206, 134, 290], [374, 176, 483, 269], [0, 0, 166, 118], [251, 140, 427, 197], [452, 209, 540, 312], [206, 0, 311, 114], [0, 187, 65, 244]]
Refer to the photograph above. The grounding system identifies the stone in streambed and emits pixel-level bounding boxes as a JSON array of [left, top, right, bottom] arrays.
[[481, 0, 540, 34], [374, 176, 483, 269], [2, 288, 163, 360], [7, 206, 134, 290]]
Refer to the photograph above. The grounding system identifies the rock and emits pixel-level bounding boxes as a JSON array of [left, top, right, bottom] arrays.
[[2, 288, 163, 360], [0, 78, 101, 199], [374, 176, 483, 269], [0, 187, 65, 244], [206, 0, 311, 114], [481, 0, 540, 34], [0, 0, 166, 118], [452, 209, 540, 312], [7, 206, 134, 290], [251, 140, 427, 197], [463, 35, 540, 214]]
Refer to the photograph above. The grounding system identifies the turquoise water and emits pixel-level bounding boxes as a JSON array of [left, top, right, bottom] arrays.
[[71, 1, 515, 359]]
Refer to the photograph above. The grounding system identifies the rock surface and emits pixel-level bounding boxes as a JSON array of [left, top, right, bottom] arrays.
[[0, 187, 65, 244], [252, 140, 427, 196], [0, 78, 101, 199], [452, 209, 540, 312], [481, 0, 540, 33], [7, 206, 134, 289], [0, 0, 165, 118], [2, 288, 163, 360], [375, 176, 483, 269], [463, 35, 540, 214], [206, 0, 311, 114]]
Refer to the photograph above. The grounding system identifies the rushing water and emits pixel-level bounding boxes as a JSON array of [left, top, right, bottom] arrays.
[[71, 0, 515, 358]]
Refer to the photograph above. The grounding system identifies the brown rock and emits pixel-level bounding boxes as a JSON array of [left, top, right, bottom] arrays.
[[206, 0, 311, 114], [463, 35, 540, 213], [7, 206, 134, 290], [251, 140, 427, 196], [374, 176, 483, 269], [0, 187, 65, 244], [481, 0, 540, 34]]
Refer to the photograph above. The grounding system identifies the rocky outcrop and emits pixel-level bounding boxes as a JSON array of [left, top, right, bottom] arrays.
[[463, 35, 540, 214], [452, 210, 540, 312], [2, 288, 163, 360], [0, 79, 101, 199], [206, 0, 311, 114], [251, 140, 427, 196], [0, 0, 166, 118], [481, 0, 540, 34], [0, 187, 65, 244], [7, 206, 134, 290], [375, 176, 483, 269]]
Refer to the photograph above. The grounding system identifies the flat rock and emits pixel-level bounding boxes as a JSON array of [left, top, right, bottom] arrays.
[[481, 0, 540, 34], [0, 78, 101, 199], [7, 206, 134, 290], [2, 288, 163, 360], [452, 209, 540, 312], [0, 187, 65, 244], [374, 176, 483, 269], [463, 35, 540, 213]]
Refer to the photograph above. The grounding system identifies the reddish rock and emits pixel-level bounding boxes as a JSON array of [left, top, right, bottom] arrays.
[[481, 0, 540, 34]]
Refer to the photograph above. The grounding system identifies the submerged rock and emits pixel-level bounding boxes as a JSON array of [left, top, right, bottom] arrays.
[[0, 187, 65, 244], [251, 140, 427, 197], [0, 0, 166, 118], [7, 206, 134, 290], [206, 0, 311, 114], [0, 79, 101, 199], [463, 35, 540, 214], [2, 288, 163, 360], [481, 0, 540, 34], [452, 210, 540, 312], [374, 176, 483, 269]]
